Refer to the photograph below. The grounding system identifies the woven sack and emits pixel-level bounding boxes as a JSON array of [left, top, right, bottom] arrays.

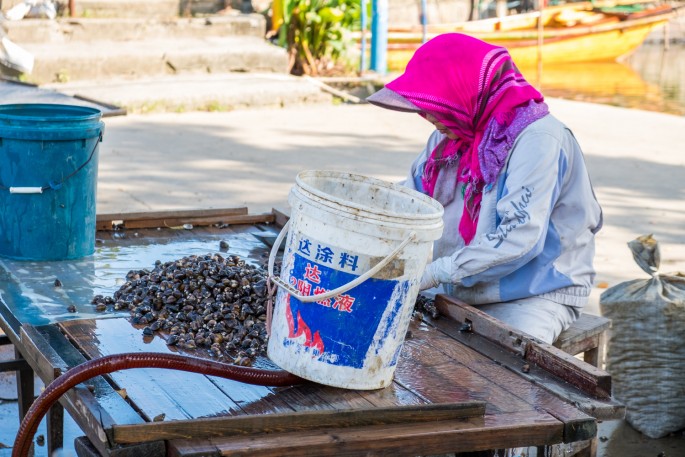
[[600, 234, 685, 438]]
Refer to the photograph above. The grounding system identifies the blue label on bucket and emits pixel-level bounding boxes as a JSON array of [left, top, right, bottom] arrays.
[[282, 252, 408, 369]]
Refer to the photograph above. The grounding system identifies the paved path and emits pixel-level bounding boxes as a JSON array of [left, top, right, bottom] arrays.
[[96, 98, 685, 315]]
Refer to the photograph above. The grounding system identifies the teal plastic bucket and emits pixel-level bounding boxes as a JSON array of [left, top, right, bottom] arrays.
[[0, 104, 104, 261]]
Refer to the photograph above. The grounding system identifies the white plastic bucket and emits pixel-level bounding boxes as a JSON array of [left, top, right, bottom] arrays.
[[267, 170, 444, 390]]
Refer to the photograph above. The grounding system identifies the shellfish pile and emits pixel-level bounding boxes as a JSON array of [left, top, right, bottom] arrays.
[[93, 250, 438, 367], [414, 294, 439, 319], [92, 253, 269, 366]]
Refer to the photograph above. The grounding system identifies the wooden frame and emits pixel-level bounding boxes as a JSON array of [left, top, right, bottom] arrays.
[[0, 207, 624, 457]]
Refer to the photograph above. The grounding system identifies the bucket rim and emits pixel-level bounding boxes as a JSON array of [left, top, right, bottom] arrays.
[[295, 170, 444, 223], [0, 103, 102, 122]]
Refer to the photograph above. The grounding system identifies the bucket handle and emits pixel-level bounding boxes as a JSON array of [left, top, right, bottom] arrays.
[[0, 132, 102, 194], [267, 219, 416, 303]]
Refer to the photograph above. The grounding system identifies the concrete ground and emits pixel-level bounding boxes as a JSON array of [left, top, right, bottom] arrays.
[[1, 95, 685, 455]]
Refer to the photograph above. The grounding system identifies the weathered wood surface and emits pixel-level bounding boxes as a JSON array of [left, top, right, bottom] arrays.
[[97, 207, 249, 223], [553, 313, 610, 368], [101, 214, 276, 231], [435, 295, 612, 398], [57, 314, 570, 455], [19, 325, 70, 454], [28, 324, 162, 457], [553, 313, 610, 353], [112, 402, 485, 444], [20, 325, 68, 383], [271, 207, 290, 228], [95, 207, 276, 230], [422, 316, 598, 442], [433, 295, 625, 421], [0, 293, 22, 340], [169, 411, 561, 457], [60, 318, 245, 422], [0, 210, 621, 456]]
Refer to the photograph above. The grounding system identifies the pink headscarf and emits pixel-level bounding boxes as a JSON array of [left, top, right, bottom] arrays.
[[386, 33, 549, 244]]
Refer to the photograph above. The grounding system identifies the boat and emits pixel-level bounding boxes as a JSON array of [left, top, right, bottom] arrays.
[[377, 1, 676, 71]]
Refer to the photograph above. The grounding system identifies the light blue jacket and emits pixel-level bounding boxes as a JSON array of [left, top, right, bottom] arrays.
[[405, 114, 603, 308]]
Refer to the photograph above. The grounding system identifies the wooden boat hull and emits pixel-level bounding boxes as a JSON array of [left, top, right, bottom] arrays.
[[380, 11, 672, 71]]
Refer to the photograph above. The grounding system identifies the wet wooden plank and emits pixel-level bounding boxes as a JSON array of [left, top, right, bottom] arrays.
[[36, 325, 156, 457], [20, 325, 70, 454], [553, 313, 610, 356], [98, 207, 249, 221], [271, 207, 290, 228], [59, 318, 246, 422], [358, 382, 427, 408], [393, 319, 536, 415], [96, 225, 189, 243], [0, 298, 21, 340], [246, 381, 379, 414], [20, 325, 68, 382], [180, 224, 222, 236], [96, 207, 251, 230], [526, 341, 611, 398], [435, 295, 528, 355], [305, 385, 377, 410], [169, 440, 221, 457], [94, 219, 274, 265], [107, 214, 276, 230], [74, 435, 167, 457], [269, 374, 386, 413], [207, 376, 295, 415], [59, 317, 435, 424], [111, 402, 485, 445], [435, 295, 612, 399], [37, 325, 144, 426], [267, 382, 341, 412], [211, 332, 431, 415], [426, 306, 624, 423], [418, 317, 598, 442], [172, 411, 561, 457]]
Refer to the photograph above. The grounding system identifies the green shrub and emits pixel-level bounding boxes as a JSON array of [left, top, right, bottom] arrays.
[[281, 0, 362, 76]]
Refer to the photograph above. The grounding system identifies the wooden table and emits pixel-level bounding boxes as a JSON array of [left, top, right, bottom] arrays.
[[0, 208, 625, 457]]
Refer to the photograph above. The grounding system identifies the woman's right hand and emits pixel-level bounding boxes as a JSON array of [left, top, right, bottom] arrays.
[[419, 264, 440, 290]]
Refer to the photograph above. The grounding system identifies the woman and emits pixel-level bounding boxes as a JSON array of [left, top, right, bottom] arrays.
[[367, 33, 602, 344]]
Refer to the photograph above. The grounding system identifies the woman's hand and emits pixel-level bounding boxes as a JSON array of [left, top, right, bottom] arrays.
[[420, 263, 441, 290]]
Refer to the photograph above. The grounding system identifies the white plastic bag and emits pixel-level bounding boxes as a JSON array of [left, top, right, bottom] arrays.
[[600, 234, 685, 438], [5, 1, 56, 21], [4, 2, 31, 21], [0, 36, 34, 74], [26, 0, 57, 19]]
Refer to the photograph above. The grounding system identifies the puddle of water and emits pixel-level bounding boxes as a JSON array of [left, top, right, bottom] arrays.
[[0, 232, 270, 327], [519, 43, 685, 116]]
